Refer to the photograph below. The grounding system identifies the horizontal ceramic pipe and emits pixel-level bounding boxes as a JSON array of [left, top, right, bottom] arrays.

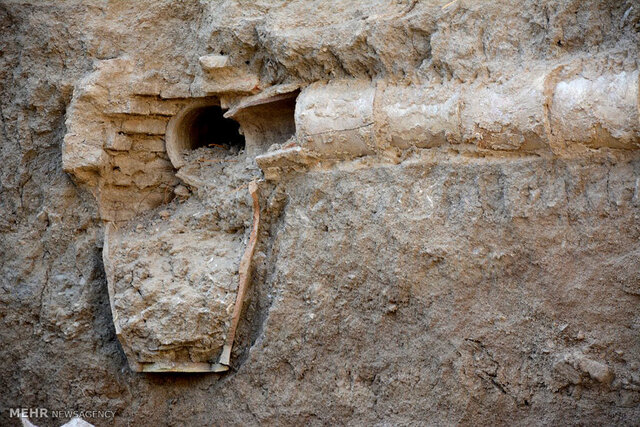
[[459, 74, 548, 151], [293, 70, 639, 157], [550, 70, 639, 150], [379, 82, 462, 149], [296, 79, 377, 157]]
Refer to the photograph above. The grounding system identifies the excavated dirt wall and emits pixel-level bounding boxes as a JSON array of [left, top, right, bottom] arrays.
[[1, 1, 639, 425]]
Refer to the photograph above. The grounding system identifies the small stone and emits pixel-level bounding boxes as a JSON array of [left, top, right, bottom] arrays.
[[174, 184, 190, 197], [577, 331, 585, 340], [159, 210, 171, 220], [199, 54, 230, 70], [578, 357, 614, 385], [36, 209, 49, 224]]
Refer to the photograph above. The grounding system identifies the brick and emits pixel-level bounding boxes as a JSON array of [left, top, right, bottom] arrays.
[[105, 133, 133, 151], [121, 118, 167, 135], [132, 137, 165, 153]]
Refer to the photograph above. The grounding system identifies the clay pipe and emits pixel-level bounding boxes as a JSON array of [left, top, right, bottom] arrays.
[[212, 180, 260, 372]]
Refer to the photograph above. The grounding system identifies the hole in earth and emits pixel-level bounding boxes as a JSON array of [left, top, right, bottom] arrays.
[[187, 105, 245, 152], [166, 101, 246, 168], [228, 92, 298, 156]]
